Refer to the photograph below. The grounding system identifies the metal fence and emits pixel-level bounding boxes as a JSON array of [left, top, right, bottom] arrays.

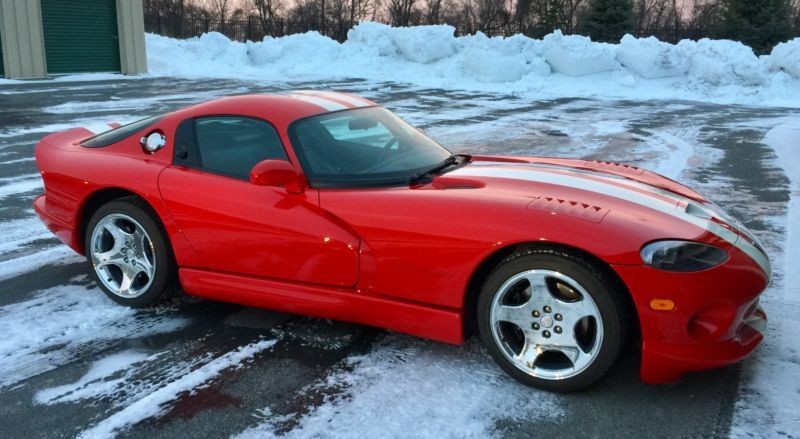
[[145, 14, 708, 45]]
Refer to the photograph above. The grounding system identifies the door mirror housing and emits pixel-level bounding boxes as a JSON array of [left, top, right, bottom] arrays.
[[250, 160, 306, 194]]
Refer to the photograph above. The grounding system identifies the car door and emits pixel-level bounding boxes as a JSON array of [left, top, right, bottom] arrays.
[[158, 115, 359, 287]]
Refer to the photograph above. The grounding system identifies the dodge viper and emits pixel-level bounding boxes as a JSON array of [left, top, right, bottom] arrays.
[[33, 91, 770, 391]]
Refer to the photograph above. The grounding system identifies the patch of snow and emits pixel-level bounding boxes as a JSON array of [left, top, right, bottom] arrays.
[[79, 338, 278, 438], [0, 245, 82, 281], [35, 350, 152, 405], [43, 92, 230, 114], [0, 175, 42, 200], [0, 216, 50, 254], [0, 116, 133, 139], [235, 336, 561, 438], [0, 284, 187, 388], [731, 119, 800, 437], [641, 128, 697, 179], [591, 120, 629, 136], [0, 157, 35, 165]]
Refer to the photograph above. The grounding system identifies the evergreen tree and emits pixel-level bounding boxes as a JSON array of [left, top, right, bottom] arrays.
[[579, 0, 634, 43], [720, 0, 793, 54]]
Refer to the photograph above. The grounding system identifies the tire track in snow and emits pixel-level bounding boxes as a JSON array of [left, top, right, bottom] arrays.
[[79, 338, 279, 438], [0, 245, 82, 281], [235, 336, 562, 439], [0, 283, 188, 389], [731, 119, 800, 438]]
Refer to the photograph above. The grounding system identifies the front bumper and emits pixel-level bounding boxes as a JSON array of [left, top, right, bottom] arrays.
[[612, 245, 769, 384]]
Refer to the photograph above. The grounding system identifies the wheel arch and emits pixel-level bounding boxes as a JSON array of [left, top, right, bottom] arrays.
[[78, 187, 161, 254], [462, 241, 639, 341]]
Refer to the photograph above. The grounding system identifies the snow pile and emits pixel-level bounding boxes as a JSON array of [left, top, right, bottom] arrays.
[[680, 39, 767, 86], [768, 38, 800, 79], [544, 31, 619, 76], [616, 35, 689, 79], [143, 22, 800, 107]]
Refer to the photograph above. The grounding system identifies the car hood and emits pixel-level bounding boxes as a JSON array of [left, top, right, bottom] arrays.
[[443, 155, 770, 276], [445, 156, 739, 235]]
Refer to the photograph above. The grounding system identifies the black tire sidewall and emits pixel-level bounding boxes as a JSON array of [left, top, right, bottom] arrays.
[[477, 251, 624, 392], [84, 199, 173, 308]]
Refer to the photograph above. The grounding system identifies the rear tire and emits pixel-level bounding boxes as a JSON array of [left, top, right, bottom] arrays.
[[84, 198, 177, 307], [477, 247, 627, 392]]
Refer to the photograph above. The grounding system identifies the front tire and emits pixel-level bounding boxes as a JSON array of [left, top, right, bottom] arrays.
[[477, 247, 627, 392], [85, 198, 176, 307]]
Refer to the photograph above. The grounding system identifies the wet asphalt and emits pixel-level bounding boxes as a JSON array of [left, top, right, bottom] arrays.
[[0, 77, 797, 438]]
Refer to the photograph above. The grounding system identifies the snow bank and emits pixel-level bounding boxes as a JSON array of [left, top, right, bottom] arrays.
[[616, 35, 689, 79], [768, 38, 800, 79], [142, 22, 800, 107]]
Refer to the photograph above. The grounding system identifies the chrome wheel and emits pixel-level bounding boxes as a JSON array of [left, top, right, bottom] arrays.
[[489, 269, 603, 380], [90, 213, 156, 298]]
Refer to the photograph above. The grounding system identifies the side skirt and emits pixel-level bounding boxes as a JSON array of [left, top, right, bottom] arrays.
[[179, 268, 465, 344]]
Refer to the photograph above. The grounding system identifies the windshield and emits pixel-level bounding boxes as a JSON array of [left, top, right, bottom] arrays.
[[289, 107, 452, 187]]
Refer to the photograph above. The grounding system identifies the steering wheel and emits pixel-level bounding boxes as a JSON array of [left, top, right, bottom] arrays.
[[361, 149, 431, 174]]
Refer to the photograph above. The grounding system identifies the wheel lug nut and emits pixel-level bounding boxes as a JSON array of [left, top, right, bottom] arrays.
[[554, 326, 562, 334], [532, 323, 540, 330], [555, 313, 562, 321], [532, 310, 540, 318], [543, 306, 552, 313], [542, 330, 551, 338]]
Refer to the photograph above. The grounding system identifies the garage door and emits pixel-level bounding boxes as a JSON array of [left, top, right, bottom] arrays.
[[41, 0, 121, 74]]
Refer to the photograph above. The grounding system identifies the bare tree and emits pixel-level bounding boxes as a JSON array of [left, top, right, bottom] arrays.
[[634, 0, 681, 41], [387, 0, 417, 26], [425, 0, 444, 23], [252, 0, 284, 33], [204, 0, 230, 31], [688, 0, 724, 39], [482, 0, 510, 33]]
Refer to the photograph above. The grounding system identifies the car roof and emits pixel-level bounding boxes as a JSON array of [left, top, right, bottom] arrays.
[[169, 91, 379, 127]]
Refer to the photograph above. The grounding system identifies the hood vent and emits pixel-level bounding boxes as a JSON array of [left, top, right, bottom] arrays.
[[585, 160, 644, 176], [527, 196, 610, 223]]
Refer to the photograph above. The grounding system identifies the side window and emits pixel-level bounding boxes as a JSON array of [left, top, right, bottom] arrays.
[[320, 115, 394, 149], [193, 116, 287, 180]]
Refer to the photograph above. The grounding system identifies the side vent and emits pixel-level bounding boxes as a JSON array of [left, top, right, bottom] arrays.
[[527, 196, 610, 223]]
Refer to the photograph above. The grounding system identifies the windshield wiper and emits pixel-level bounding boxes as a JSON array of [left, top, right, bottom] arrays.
[[408, 153, 471, 185]]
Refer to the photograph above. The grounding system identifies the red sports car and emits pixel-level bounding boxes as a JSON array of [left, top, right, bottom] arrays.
[[33, 91, 770, 391]]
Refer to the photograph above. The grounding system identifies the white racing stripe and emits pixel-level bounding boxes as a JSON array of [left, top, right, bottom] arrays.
[[452, 165, 772, 277], [83, 123, 116, 135], [296, 90, 371, 108], [290, 94, 348, 112]]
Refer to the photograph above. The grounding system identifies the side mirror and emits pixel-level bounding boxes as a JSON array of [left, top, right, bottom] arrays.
[[250, 160, 305, 194]]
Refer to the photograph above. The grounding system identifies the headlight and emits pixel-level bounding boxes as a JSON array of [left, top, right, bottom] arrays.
[[641, 240, 729, 272]]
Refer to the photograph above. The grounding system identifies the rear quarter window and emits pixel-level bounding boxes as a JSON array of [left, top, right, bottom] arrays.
[[81, 116, 163, 148]]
